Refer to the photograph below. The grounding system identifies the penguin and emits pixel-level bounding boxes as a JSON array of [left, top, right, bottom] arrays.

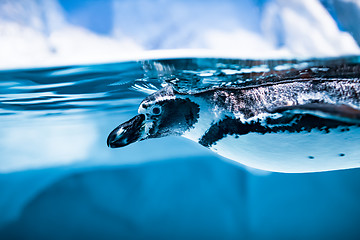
[[107, 68, 360, 173]]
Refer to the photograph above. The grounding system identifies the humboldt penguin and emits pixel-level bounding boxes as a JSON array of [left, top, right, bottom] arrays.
[[107, 69, 360, 173]]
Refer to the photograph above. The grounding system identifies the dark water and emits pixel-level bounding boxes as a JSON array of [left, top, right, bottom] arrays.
[[1, 57, 360, 239]]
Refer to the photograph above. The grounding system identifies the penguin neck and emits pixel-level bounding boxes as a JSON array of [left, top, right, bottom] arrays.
[[180, 95, 224, 143]]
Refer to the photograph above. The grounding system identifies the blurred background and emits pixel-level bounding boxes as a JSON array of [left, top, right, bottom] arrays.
[[1, 0, 360, 69], [1, 0, 360, 239]]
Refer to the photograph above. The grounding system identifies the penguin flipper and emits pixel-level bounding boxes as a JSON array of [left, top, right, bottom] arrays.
[[268, 103, 360, 123]]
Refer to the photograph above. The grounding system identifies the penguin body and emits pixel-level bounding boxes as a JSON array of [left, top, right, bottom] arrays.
[[107, 76, 360, 173]]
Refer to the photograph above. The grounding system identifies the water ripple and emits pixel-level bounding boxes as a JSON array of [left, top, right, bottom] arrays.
[[0, 62, 149, 118], [1, 56, 360, 119]]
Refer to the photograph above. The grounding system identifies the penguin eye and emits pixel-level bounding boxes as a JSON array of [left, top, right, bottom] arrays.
[[150, 105, 162, 115]]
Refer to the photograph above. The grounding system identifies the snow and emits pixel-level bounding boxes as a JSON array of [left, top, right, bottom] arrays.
[[0, 0, 359, 69]]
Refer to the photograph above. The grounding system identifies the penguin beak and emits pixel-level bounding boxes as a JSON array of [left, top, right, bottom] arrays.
[[107, 114, 146, 148]]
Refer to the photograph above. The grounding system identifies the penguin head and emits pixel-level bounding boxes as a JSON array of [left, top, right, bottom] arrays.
[[107, 86, 200, 148]]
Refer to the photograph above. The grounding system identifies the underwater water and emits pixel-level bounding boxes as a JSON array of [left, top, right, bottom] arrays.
[[1, 57, 360, 239]]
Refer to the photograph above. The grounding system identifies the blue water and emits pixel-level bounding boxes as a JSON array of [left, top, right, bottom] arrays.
[[1, 58, 360, 239]]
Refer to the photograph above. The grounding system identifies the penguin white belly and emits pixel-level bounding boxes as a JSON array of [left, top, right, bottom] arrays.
[[209, 127, 360, 173]]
